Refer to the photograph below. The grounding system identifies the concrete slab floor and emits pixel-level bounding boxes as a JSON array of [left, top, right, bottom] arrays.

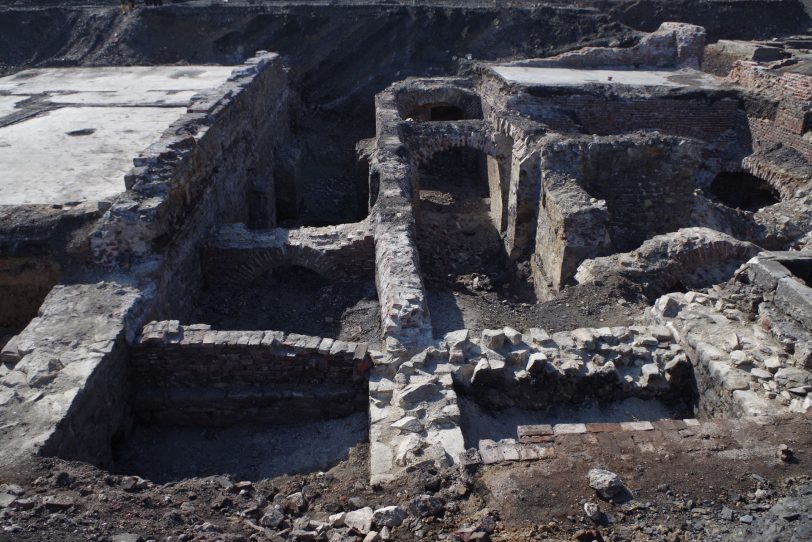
[[492, 66, 727, 89], [0, 66, 234, 206]]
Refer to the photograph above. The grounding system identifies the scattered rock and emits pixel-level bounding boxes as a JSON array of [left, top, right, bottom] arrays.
[[584, 502, 602, 522], [260, 506, 286, 529], [778, 444, 794, 462], [345, 506, 374, 534], [588, 468, 629, 500], [373, 505, 407, 528], [408, 494, 443, 518]]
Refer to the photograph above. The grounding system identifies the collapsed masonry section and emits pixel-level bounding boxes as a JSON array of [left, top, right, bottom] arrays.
[[368, 323, 697, 483], [649, 251, 812, 417]]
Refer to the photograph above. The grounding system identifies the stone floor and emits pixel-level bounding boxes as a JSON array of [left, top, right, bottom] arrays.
[[0, 66, 234, 205]]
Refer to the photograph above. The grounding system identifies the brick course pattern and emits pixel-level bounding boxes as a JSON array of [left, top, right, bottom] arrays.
[[131, 321, 372, 426], [201, 220, 374, 284]]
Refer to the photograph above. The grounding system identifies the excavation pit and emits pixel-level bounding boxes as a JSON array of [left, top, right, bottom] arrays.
[[117, 322, 373, 481], [114, 412, 368, 483], [415, 147, 536, 338], [458, 396, 691, 448], [191, 266, 381, 345]]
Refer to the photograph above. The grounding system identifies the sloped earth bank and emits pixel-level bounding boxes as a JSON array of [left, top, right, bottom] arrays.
[[0, 414, 811, 541], [0, 1, 808, 223]]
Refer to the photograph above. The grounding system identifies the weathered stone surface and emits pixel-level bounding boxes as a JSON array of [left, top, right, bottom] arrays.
[[588, 468, 628, 500], [344, 507, 374, 533], [408, 495, 444, 518], [372, 505, 406, 528]]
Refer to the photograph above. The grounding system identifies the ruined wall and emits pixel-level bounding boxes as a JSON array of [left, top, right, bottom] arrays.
[[92, 52, 292, 319], [370, 88, 434, 352], [533, 167, 609, 297], [0, 283, 147, 469], [201, 221, 375, 285], [532, 133, 704, 298], [131, 322, 370, 426], [575, 134, 703, 251], [456, 325, 695, 412], [730, 62, 812, 198], [575, 227, 760, 296], [0, 53, 294, 471]]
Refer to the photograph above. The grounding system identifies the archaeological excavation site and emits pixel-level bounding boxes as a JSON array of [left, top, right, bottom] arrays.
[[2, 1, 812, 541]]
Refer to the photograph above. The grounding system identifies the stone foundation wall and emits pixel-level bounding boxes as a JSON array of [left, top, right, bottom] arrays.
[[575, 134, 703, 251], [131, 322, 371, 426], [90, 52, 292, 320], [532, 133, 704, 296], [370, 89, 434, 352], [201, 221, 375, 285], [455, 325, 694, 412], [0, 283, 147, 469], [532, 167, 609, 296]]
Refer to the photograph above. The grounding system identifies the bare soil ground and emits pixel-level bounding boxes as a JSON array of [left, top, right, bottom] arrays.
[[415, 162, 648, 339], [1, 415, 810, 541], [190, 267, 381, 347], [114, 413, 369, 484]]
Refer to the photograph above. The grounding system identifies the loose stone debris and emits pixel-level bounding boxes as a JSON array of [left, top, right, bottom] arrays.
[[0, 2, 811, 541]]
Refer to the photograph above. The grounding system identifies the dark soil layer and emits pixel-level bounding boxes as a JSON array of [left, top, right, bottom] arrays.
[[2, 2, 806, 224], [1, 414, 810, 541], [114, 412, 369, 483], [190, 267, 381, 346], [427, 276, 648, 338]]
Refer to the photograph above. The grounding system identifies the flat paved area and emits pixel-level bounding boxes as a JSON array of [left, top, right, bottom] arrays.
[[492, 66, 726, 89], [0, 66, 234, 205]]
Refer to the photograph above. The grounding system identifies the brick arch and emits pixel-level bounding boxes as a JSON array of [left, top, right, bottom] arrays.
[[201, 223, 375, 286], [211, 246, 337, 284], [408, 126, 507, 168]]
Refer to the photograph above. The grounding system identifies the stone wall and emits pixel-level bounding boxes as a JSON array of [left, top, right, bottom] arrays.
[[532, 164, 609, 297], [201, 220, 375, 285], [369, 88, 434, 353], [532, 133, 704, 297], [131, 322, 371, 426], [730, 61, 812, 199], [517, 94, 739, 141], [576, 134, 703, 251], [0, 283, 147, 470], [648, 253, 812, 417], [454, 325, 694, 412], [91, 52, 292, 320], [0, 53, 295, 471]]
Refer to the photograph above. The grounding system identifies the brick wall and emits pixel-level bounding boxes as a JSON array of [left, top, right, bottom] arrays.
[[130, 321, 371, 426], [519, 94, 739, 140], [201, 221, 375, 285]]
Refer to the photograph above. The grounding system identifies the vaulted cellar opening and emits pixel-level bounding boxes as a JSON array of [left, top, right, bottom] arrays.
[[707, 171, 780, 212]]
